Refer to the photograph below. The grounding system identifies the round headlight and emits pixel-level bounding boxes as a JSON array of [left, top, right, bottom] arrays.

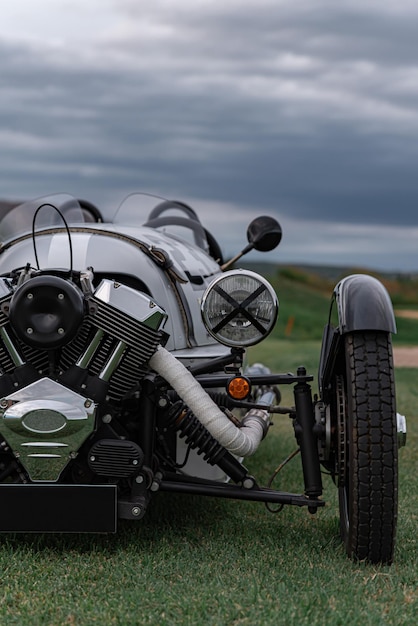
[[201, 270, 278, 347]]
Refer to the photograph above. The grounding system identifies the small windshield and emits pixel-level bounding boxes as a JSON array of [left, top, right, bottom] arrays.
[[112, 192, 171, 225], [0, 194, 86, 243], [113, 192, 209, 251]]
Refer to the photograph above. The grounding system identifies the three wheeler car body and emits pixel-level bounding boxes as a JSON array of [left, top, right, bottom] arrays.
[[0, 193, 406, 564]]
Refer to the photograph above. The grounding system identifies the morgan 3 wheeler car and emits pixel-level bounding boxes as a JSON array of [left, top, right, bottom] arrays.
[[0, 193, 406, 564]]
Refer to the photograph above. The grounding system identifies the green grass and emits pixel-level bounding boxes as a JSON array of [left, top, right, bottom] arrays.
[[259, 265, 418, 345], [393, 317, 418, 345], [0, 340, 416, 625], [267, 270, 332, 342], [1, 266, 417, 625]]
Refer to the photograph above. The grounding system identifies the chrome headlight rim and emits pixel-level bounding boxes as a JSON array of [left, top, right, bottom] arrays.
[[201, 269, 278, 348]]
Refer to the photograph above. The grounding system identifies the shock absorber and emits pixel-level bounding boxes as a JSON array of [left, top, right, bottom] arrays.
[[167, 401, 253, 486]]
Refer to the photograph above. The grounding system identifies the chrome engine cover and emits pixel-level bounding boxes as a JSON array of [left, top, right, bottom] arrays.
[[0, 377, 96, 482]]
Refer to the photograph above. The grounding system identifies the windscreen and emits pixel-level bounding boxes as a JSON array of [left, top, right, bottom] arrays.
[[0, 194, 86, 243]]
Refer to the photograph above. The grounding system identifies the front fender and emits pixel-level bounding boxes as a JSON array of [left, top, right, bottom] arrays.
[[334, 274, 396, 334], [318, 274, 396, 397]]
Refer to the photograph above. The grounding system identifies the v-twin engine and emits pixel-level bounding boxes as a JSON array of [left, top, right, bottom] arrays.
[[0, 271, 167, 481]]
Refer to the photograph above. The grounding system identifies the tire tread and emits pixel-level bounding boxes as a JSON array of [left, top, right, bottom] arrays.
[[342, 331, 398, 564]]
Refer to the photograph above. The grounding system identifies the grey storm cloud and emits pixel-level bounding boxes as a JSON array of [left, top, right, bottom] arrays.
[[1, 0, 418, 269]]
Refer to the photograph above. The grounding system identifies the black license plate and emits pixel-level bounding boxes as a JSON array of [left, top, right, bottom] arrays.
[[0, 484, 117, 533]]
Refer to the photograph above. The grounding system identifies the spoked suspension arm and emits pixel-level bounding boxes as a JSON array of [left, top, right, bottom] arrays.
[[159, 473, 325, 510]]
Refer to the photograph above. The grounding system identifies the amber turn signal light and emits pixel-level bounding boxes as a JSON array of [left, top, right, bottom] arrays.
[[227, 376, 251, 400]]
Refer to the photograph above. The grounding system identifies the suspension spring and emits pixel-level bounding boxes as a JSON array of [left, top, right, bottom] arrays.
[[167, 401, 251, 484], [168, 401, 225, 465]]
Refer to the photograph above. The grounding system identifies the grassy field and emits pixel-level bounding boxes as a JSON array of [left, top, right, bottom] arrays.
[[265, 264, 418, 345], [0, 268, 416, 625], [0, 340, 415, 625]]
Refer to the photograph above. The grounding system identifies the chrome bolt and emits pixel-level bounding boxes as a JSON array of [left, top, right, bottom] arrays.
[[132, 459, 139, 466], [135, 475, 144, 484], [27, 293, 34, 300], [84, 399, 92, 408], [150, 471, 163, 492], [131, 506, 142, 517], [58, 293, 65, 300], [158, 397, 168, 408], [90, 455, 96, 462], [26, 327, 33, 334], [102, 414, 112, 424], [57, 328, 65, 335], [0, 399, 8, 409]]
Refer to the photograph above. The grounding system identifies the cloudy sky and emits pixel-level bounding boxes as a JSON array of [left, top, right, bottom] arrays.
[[1, 0, 418, 271]]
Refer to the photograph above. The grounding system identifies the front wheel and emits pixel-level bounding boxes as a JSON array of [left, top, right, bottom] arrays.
[[337, 331, 398, 564]]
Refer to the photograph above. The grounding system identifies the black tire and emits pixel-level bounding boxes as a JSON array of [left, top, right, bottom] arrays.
[[337, 331, 398, 564]]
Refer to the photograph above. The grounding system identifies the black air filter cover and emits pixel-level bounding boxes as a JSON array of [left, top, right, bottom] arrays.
[[9, 275, 85, 349]]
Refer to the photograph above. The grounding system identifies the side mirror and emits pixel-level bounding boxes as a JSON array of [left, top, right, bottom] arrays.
[[221, 215, 282, 270], [246, 216, 282, 252]]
